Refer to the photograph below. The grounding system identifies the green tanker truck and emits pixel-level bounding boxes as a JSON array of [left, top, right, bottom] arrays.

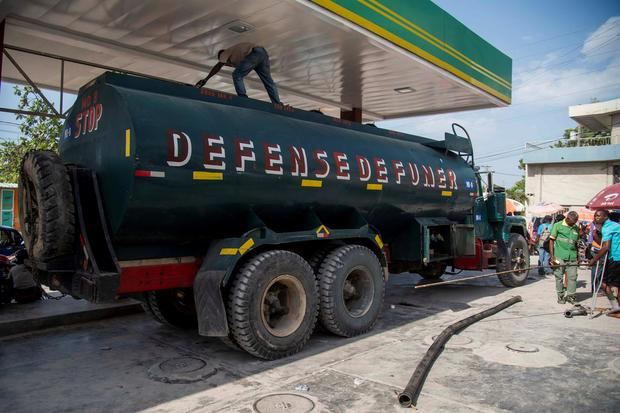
[[19, 72, 529, 359]]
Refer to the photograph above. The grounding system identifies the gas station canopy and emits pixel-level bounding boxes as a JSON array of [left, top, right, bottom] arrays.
[[0, 0, 512, 121]]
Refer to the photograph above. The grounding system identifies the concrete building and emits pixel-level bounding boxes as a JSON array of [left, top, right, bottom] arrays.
[[524, 98, 620, 209], [569, 98, 620, 145]]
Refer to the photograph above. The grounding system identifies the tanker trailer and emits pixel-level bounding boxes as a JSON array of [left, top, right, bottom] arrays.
[[19, 72, 529, 359]]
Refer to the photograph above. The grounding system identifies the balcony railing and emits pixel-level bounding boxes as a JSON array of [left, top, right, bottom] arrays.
[[570, 136, 611, 147]]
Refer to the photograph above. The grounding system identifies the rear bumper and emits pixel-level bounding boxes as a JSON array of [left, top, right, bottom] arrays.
[[28, 257, 119, 303]]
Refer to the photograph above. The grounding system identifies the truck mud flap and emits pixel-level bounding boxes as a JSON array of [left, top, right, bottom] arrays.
[[193, 268, 228, 336]]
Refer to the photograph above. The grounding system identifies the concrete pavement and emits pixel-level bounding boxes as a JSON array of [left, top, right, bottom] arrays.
[[0, 262, 618, 412]]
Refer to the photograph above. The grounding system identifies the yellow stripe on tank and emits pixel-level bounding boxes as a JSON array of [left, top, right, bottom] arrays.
[[193, 171, 224, 180]]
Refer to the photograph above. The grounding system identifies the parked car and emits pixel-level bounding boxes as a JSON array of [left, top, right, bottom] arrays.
[[0, 226, 24, 257]]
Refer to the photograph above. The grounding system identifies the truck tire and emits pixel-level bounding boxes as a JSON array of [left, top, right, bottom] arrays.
[[416, 262, 447, 280], [308, 242, 343, 275], [226, 250, 318, 360], [317, 245, 385, 337], [19, 151, 75, 260], [143, 288, 198, 329], [497, 233, 530, 287]]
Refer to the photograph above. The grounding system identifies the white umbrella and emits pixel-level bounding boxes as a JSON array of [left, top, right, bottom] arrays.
[[528, 201, 564, 217]]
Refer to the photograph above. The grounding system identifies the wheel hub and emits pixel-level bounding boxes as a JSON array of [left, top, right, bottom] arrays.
[[342, 266, 374, 318], [511, 247, 527, 274], [261, 274, 306, 337]]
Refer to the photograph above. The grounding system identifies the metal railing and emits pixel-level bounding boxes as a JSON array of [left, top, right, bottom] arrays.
[[573, 136, 611, 147]]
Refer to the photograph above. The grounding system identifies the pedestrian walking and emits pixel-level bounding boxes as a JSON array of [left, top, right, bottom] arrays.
[[195, 42, 281, 104], [549, 211, 580, 304], [537, 215, 553, 275]]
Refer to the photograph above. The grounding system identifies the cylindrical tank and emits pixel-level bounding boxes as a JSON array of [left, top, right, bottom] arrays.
[[60, 73, 476, 259]]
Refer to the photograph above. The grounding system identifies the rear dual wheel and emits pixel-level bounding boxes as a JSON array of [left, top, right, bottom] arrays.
[[226, 250, 318, 360], [143, 288, 198, 329], [225, 245, 385, 359], [317, 245, 385, 337]]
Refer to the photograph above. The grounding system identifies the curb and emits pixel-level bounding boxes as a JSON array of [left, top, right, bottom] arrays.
[[0, 301, 144, 337]]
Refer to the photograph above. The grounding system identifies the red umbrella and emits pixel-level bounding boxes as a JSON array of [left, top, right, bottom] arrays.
[[587, 183, 620, 209]]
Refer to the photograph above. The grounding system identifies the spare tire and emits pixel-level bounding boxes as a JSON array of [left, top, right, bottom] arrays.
[[19, 151, 75, 261]]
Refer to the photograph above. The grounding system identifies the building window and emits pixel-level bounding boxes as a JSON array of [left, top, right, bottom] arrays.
[[1, 189, 14, 227], [614, 165, 620, 184]]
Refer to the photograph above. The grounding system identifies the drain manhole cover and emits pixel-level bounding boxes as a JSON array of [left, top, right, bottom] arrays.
[[148, 357, 216, 384], [254, 393, 315, 413], [506, 343, 540, 353], [475, 343, 566, 367], [160, 357, 206, 373]]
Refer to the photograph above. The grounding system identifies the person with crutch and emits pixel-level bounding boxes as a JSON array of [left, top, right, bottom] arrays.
[[589, 209, 620, 313]]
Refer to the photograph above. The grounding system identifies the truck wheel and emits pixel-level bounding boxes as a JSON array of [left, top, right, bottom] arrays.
[[497, 234, 530, 287], [19, 151, 75, 260], [226, 250, 318, 360], [318, 245, 385, 337], [308, 243, 342, 275], [143, 288, 197, 329], [416, 262, 448, 280]]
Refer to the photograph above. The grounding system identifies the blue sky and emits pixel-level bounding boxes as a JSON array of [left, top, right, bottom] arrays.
[[1, 1, 619, 189], [381, 0, 620, 187]]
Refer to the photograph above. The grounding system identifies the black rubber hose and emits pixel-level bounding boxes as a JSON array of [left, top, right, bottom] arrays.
[[398, 296, 522, 408]]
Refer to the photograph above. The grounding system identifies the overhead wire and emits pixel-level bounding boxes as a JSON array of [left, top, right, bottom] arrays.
[[476, 136, 564, 160], [519, 30, 620, 84], [511, 24, 603, 54]]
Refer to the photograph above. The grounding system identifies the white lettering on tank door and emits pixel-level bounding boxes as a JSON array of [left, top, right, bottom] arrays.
[[87, 106, 96, 132], [289, 146, 308, 177], [374, 158, 388, 183], [313, 150, 330, 179], [334, 152, 350, 180], [407, 162, 420, 186], [94, 104, 103, 131], [264, 143, 284, 175], [81, 109, 89, 136], [448, 169, 459, 190], [437, 168, 447, 189], [167, 132, 192, 167], [74, 113, 82, 138], [392, 161, 405, 184], [422, 165, 435, 188], [235, 139, 256, 172], [203, 135, 226, 170], [356, 156, 371, 182]]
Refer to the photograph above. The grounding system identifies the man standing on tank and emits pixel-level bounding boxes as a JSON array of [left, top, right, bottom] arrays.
[[195, 43, 281, 104], [549, 211, 580, 304]]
